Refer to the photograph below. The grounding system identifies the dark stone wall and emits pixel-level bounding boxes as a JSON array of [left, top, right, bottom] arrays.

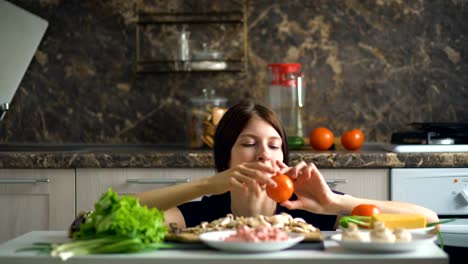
[[1, 0, 466, 145]]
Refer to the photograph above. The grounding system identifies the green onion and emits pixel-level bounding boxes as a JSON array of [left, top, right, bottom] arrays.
[[338, 216, 372, 228], [435, 229, 444, 250], [426, 218, 457, 227]]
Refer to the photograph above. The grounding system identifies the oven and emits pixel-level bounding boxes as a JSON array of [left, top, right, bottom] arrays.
[[391, 168, 468, 263]]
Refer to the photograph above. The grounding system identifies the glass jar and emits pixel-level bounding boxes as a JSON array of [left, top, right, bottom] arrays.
[[187, 89, 227, 148], [265, 63, 305, 149]]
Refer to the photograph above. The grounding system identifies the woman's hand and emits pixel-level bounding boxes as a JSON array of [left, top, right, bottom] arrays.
[[208, 161, 278, 197], [207, 161, 279, 217], [277, 161, 340, 215]]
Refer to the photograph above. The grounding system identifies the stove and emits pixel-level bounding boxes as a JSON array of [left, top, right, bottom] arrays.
[[386, 123, 468, 152]]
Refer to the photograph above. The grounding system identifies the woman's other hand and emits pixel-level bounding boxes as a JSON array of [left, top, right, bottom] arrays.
[[208, 161, 277, 197], [277, 160, 340, 215]]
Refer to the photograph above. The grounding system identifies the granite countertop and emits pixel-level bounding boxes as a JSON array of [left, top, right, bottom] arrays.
[[0, 143, 467, 169]]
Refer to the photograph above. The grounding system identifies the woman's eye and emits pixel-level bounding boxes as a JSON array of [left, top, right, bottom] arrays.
[[241, 143, 255, 147], [269, 145, 280, 149]]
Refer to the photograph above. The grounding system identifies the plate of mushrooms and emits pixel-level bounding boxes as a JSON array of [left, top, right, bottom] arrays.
[[331, 222, 437, 252]]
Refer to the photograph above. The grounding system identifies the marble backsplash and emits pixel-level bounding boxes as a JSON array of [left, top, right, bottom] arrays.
[[0, 0, 466, 146]]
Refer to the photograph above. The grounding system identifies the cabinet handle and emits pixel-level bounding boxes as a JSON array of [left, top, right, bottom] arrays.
[[126, 178, 189, 185], [0, 178, 50, 184], [326, 179, 347, 188]]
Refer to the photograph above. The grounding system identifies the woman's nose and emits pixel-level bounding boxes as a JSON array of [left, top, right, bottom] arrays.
[[256, 147, 271, 162]]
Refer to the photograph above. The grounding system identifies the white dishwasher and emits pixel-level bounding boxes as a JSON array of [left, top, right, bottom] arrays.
[[391, 168, 468, 263]]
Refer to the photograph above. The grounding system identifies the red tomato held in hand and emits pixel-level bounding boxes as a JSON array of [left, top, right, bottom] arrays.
[[266, 174, 294, 203], [341, 129, 365, 151], [309, 127, 334, 150], [351, 204, 380, 216]]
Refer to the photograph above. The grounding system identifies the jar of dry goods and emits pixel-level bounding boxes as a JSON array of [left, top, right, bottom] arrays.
[[187, 89, 227, 148]]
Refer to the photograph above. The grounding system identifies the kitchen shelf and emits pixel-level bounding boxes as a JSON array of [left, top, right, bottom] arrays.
[[136, 59, 244, 73], [135, 1, 247, 73], [136, 12, 244, 25]]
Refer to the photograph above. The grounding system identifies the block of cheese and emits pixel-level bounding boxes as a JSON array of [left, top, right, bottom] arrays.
[[371, 214, 426, 230]]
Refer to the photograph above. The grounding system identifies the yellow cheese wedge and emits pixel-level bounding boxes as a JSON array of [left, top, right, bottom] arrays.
[[371, 214, 426, 230]]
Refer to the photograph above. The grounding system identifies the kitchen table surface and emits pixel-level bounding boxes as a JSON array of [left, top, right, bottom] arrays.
[[0, 231, 448, 264]]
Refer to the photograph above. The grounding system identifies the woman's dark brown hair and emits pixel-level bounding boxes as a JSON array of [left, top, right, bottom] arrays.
[[213, 101, 289, 172]]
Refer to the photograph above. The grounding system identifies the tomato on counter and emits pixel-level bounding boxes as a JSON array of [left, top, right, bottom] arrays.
[[341, 129, 365, 150], [266, 174, 294, 203], [309, 127, 334, 150]]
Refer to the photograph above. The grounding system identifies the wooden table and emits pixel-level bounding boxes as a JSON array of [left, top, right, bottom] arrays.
[[0, 231, 448, 264]]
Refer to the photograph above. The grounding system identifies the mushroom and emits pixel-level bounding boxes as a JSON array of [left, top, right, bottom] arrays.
[[217, 216, 232, 226], [293, 217, 306, 223], [297, 222, 317, 232], [341, 223, 366, 241], [259, 217, 272, 227], [394, 228, 412, 242], [292, 226, 308, 233], [173, 213, 319, 237], [370, 222, 396, 243]]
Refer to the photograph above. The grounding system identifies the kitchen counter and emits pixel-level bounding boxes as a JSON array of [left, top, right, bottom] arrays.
[[0, 143, 467, 169], [0, 231, 448, 264]]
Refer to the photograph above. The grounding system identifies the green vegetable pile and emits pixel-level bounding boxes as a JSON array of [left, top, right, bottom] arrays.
[[20, 188, 170, 260]]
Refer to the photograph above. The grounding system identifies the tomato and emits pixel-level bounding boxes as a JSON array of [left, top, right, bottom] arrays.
[[351, 204, 380, 216], [266, 174, 294, 203], [341, 129, 365, 150], [309, 127, 334, 150]]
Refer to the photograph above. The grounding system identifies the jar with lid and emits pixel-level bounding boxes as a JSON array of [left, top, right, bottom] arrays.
[[178, 25, 191, 71], [264, 63, 305, 149], [187, 89, 227, 148]]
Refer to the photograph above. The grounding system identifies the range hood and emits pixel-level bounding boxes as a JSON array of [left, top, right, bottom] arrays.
[[0, 0, 48, 120]]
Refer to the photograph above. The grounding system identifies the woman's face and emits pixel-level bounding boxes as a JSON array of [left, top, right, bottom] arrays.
[[229, 115, 284, 169]]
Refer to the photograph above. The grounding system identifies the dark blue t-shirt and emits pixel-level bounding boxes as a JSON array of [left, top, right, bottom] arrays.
[[178, 192, 339, 231]]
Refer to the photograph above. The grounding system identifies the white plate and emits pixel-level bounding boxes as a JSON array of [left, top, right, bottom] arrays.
[[407, 226, 438, 235], [352, 227, 437, 235], [331, 233, 437, 253], [199, 230, 304, 252]]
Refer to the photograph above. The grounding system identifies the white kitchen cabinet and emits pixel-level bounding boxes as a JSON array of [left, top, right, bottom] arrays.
[[0, 167, 389, 243], [321, 169, 389, 200], [0, 169, 75, 243], [76, 168, 215, 214], [75, 168, 389, 215]]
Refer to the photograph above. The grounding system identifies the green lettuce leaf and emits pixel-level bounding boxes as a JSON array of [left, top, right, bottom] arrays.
[[73, 188, 167, 243]]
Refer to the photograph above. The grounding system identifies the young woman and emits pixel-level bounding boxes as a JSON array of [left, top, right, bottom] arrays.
[[135, 101, 438, 230]]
